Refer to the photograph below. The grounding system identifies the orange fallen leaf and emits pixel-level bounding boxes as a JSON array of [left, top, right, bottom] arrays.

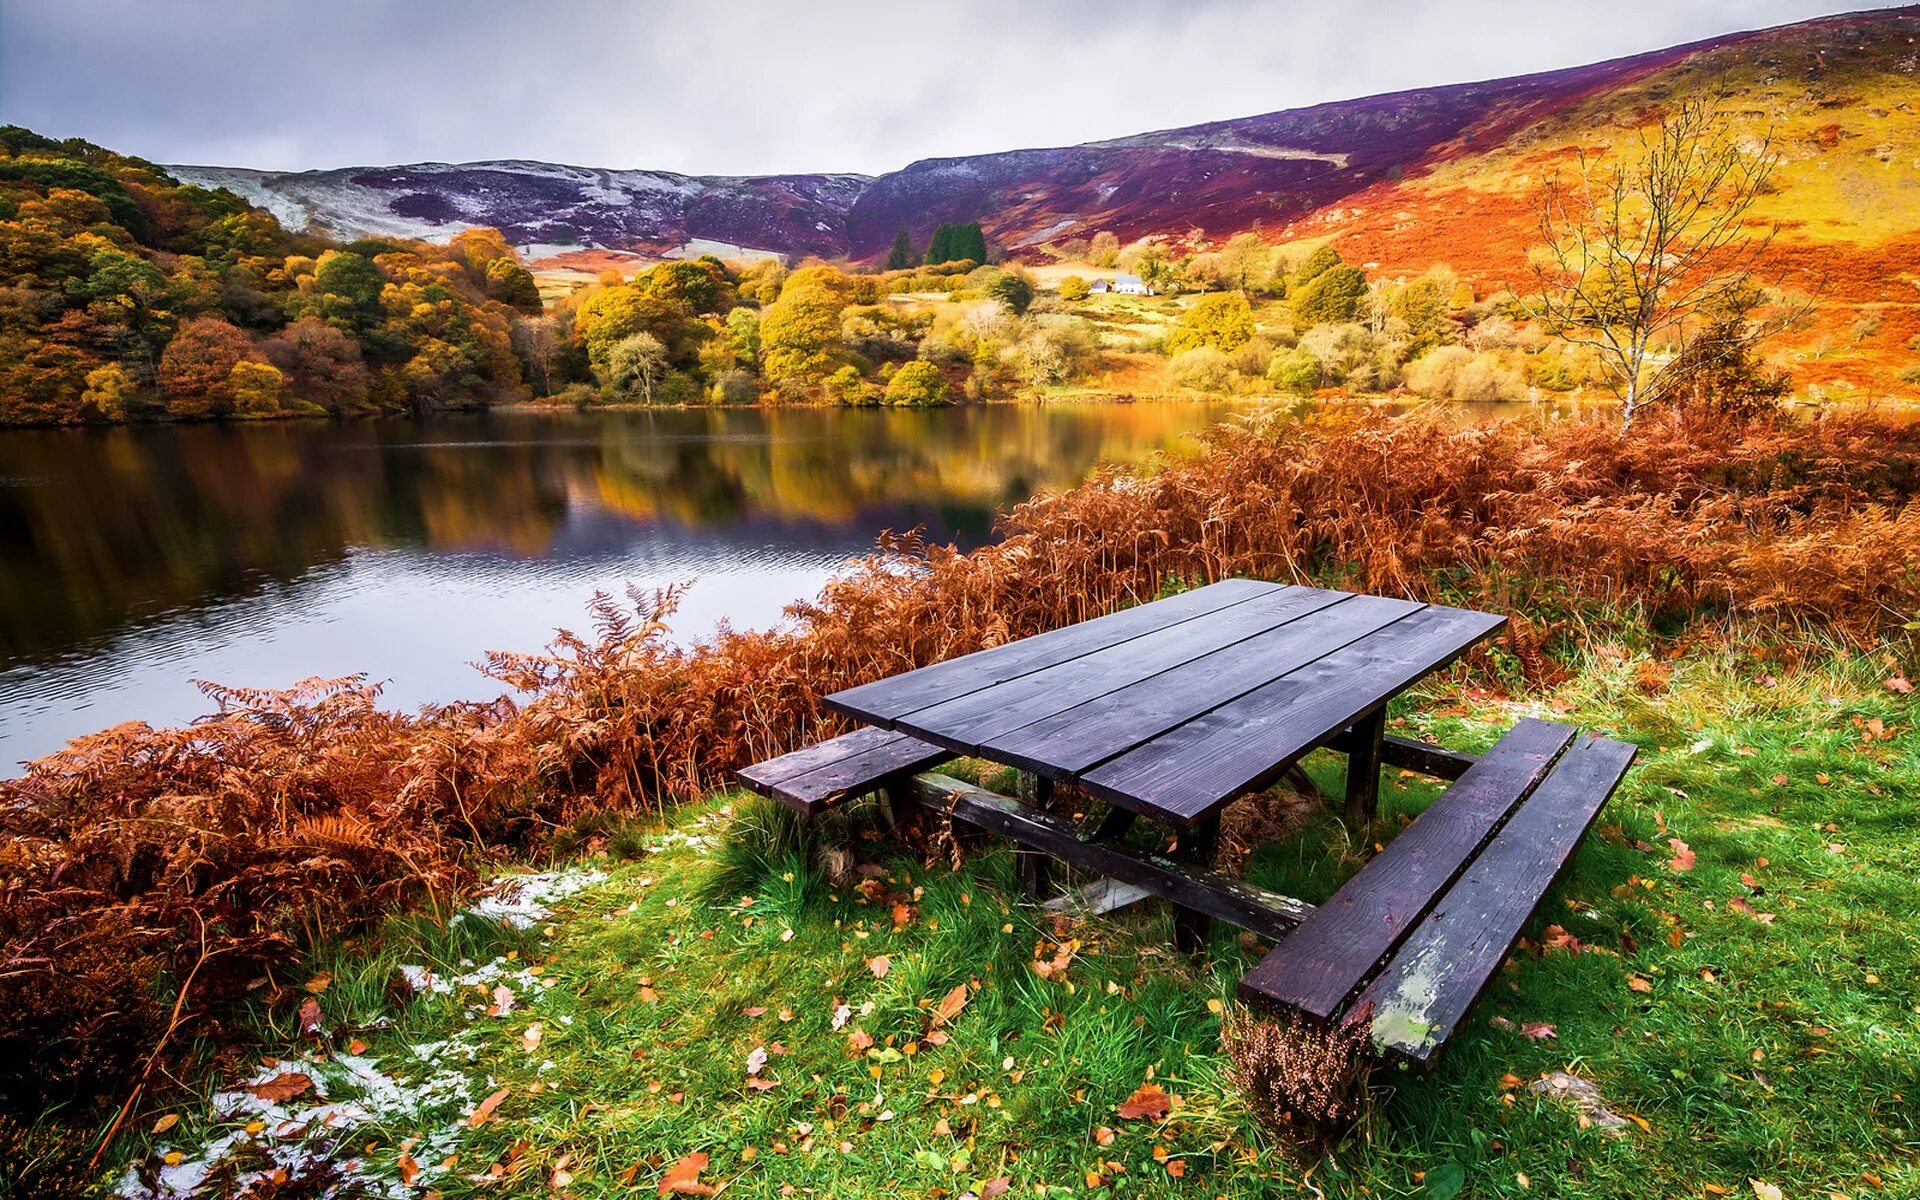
[[1887, 675, 1913, 695], [297, 996, 323, 1036], [150, 1113, 180, 1134], [1628, 974, 1654, 993], [1520, 1021, 1556, 1040], [249, 1072, 313, 1103], [932, 983, 970, 1027], [1167, 1159, 1186, 1178], [397, 1152, 421, 1185], [1116, 1083, 1178, 1121], [468, 1087, 510, 1128], [1667, 839, 1695, 873], [659, 1152, 715, 1197], [867, 955, 891, 979], [303, 974, 331, 995]]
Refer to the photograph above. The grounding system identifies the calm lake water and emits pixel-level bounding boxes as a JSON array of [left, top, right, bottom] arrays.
[[0, 402, 1260, 771]]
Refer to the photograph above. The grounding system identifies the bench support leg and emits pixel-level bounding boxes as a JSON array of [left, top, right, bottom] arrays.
[[1015, 772, 1056, 899], [1344, 706, 1387, 835], [1171, 813, 1220, 954]]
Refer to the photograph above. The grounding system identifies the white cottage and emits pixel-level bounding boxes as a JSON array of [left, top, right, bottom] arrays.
[[1090, 273, 1154, 296]]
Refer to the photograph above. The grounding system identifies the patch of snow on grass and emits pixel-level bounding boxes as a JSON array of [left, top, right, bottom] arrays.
[[458, 867, 607, 930]]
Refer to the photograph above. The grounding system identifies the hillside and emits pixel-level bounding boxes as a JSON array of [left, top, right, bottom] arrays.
[[173, 12, 1919, 266]]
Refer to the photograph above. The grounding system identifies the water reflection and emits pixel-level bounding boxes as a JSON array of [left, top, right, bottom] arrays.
[[0, 402, 1249, 768]]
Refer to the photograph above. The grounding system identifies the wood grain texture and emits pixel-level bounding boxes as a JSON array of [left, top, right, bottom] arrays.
[[981, 594, 1419, 777], [825, 577, 1275, 723], [736, 728, 952, 812], [1352, 734, 1638, 1062], [1082, 605, 1508, 824], [894, 585, 1351, 754], [1237, 718, 1577, 1020]]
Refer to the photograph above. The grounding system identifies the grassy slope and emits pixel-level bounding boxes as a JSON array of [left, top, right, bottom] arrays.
[[110, 649, 1917, 1199], [1314, 13, 1920, 402]]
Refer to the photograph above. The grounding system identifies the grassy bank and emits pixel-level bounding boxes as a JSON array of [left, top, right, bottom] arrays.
[[100, 647, 1918, 1199]]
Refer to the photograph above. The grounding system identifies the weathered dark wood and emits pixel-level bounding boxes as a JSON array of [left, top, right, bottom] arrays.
[[1238, 718, 1578, 1021], [904, 773, 1314, 938], [1378, 734, 1479, 781], [1015, 772, 1056, 898], [1171, 812, 1221, 953], [1082, 605, 1507, 825], [1342, 706, 1388, 831], [825, 578, 1276, 722], [896, 585, 1351, 755], [979, 595, 1417, 777], [736, 724, 906, 789], [736, 729, 953, 812], [1349, 734, 1637, 1063]]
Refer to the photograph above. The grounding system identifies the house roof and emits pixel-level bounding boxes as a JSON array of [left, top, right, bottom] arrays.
[[1113, 274, 1146, 287]]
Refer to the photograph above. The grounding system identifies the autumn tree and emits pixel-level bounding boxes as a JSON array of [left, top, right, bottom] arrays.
[[884, 360, 950, 406], [1168, 291, 1255, 354], [760, 274, 847, 387], [1291, 262, 1368, 326], [158, 316, 257, 418], [1088, 231, 1121, 268], [606, 331, 669, 402], [263, 316, 370, 414], [1529, 98, 1792, 430]]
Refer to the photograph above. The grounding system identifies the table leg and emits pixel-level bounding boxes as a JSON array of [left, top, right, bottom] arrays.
[[1344, 705, 1387, 833], [1015, 771, 1056, 899], [1171, 812, 1220, 954]]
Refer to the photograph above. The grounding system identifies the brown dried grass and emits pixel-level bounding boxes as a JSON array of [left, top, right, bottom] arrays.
[[1222, 1005, 1374, 1152], [4, 406, 1918, 1154]]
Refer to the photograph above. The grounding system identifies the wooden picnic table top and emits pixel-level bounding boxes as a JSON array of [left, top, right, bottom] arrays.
[[824, 578, 1506, 827]]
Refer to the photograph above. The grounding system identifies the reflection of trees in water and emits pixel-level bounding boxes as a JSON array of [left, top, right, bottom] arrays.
[[0, 404, 1235, 664]]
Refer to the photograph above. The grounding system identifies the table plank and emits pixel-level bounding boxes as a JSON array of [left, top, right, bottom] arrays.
[[735, 724, 912, 790], [895, 585, 1351, 754], [1082, 605, 1507, 824], [980, 594, 1422, 777], [825, 577, 1277, 722]]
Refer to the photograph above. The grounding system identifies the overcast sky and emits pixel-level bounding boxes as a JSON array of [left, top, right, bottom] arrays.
[[2, 1, 1906, 176]]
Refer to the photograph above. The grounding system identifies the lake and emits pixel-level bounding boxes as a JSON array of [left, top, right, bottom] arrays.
[[0, 401, 1260, 771]]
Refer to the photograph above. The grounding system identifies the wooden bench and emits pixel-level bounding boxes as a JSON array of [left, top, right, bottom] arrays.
[[736, 726, 954, 813], [1237, 718, 1636, 1064]]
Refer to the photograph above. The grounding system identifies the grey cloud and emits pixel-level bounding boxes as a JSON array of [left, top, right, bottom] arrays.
[[1, 0, 1905, 174]]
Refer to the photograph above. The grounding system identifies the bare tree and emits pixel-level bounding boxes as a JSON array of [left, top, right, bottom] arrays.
[[1529, 98, 1797, 430]]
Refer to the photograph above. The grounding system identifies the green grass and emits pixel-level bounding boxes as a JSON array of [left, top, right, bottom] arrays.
[[110, 648, 1919, 1199]]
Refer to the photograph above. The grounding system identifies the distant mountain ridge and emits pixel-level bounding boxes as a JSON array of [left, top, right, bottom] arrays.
[[171, 7, 1920, 270]]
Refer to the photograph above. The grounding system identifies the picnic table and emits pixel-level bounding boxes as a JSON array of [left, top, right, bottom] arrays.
[[738, 579, 1634, 1063]]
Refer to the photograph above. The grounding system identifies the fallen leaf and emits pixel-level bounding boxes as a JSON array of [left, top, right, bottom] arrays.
[[747, 1045, 769, 1076], [468, 1087, 511, 1128], [659, 1151, 715, 1197], [892, 902, 913, 929], [1520, 1022, 1557, 1040], [932, 983, 970, 1027], [1703, 1186, 1732, 1197], [397, 1152, 420, 1185], [521, 1023, 542, 1052], [249, 1072, 313, 1103], [980, 1178, 1011, 1199], [867, 955, 891, 979], [303, 974, 331, 995], [747, 1077, 780, 1092], [742, 1006, 766, 1017], [832, 1003, 852, 1031], [1093, 1126, 1116, 1146], [1668, 839, 1696, 873], [488, 985, 515, 1017], [297, 996, 323, 1036], [1167, 1159, 1186, 1178], [150, 1114, 179, 1134], [1628, 975, 1654, 993], [847, 1028, 874, 1052], [1886, 675, 1913, 695], [1751, 1181, 1784, 1200], [1116, 1083, 1178, 1121]]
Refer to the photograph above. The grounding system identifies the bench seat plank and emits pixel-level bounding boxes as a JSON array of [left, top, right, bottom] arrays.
[[1351, 733, 1637, 1062], [1238, 718, 1578, 1021], [737, 729, 953, 812]]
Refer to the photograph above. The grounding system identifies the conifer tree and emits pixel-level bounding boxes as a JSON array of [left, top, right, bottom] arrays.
[[886, 227, 915, 271]]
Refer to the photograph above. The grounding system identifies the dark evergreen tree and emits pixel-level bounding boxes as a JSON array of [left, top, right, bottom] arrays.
[[924, 224, 953, 266], [886, 227, 915, 271], [957, 221, 988, 265]]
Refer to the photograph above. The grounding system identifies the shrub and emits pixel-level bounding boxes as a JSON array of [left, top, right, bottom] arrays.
[[1223, 1007, 1371, 1153], [1167, 292, 1256, 355], [884, 360, 950, 406], [713, 369, 759, 404], [1169, 347, 1235, 393], [1266, 347, 1322, 395], [1404, 346, 1526, 402], [1058, 275, 1090, 302], [1291, 265, 1369, 326]]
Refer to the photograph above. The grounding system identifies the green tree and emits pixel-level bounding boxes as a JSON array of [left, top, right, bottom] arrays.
[[925, 221, 988, 266], [983, 269, 1034, 315], [1167, 292, 1256, 354], [887, 227, 915, 271], [885, 360, 951, 406], [1292, 244, 1344, 288], [484, 258, 542, 312], [1266, 347, 1322, 395], [311, 250, 385, 331], [1291, 265, 1368, 326]]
